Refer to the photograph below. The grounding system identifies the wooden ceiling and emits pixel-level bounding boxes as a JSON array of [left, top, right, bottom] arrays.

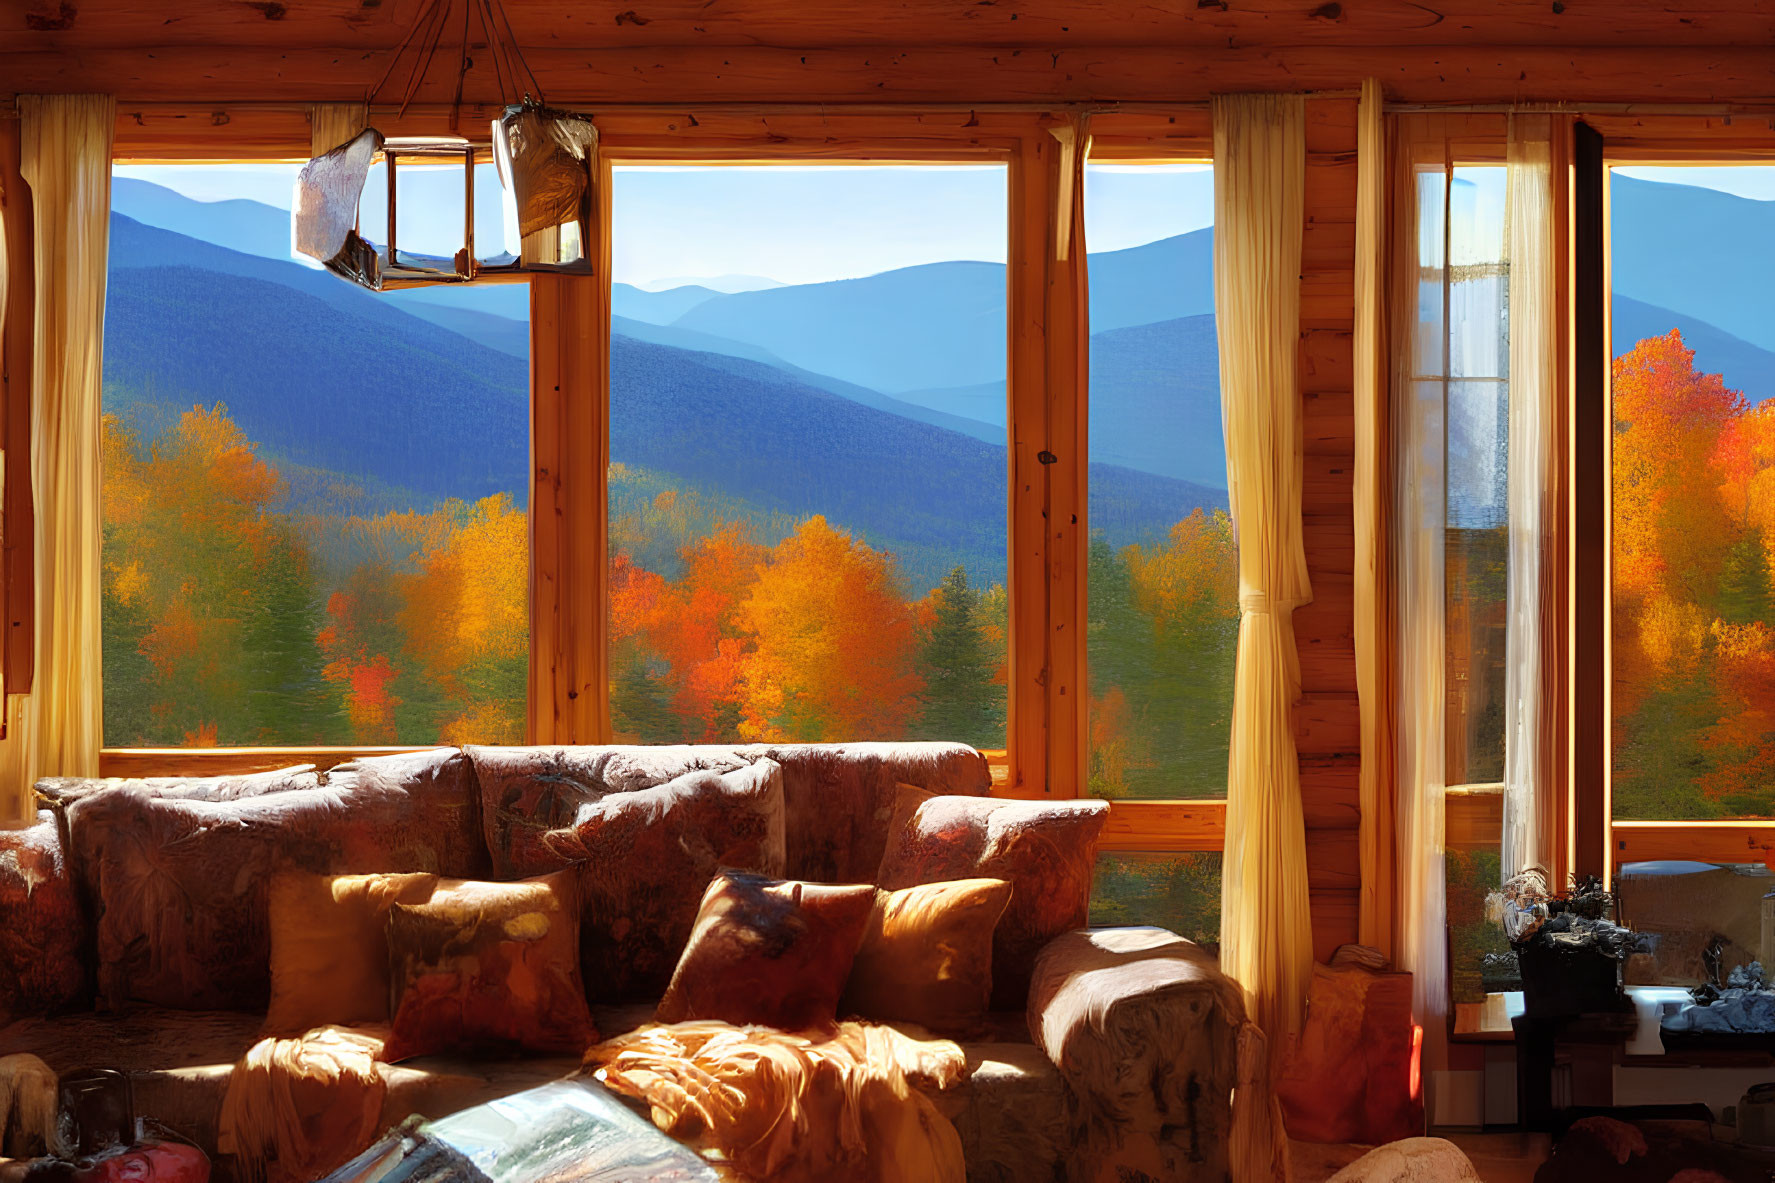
[[3, 0, 1773, 106]]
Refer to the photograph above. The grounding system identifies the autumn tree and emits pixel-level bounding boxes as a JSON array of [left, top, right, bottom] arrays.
[[917, 566, 1002, 747], [101, 404, 337, 745], [734, 516, 923, 741], [1086, 509, 1239, 798]]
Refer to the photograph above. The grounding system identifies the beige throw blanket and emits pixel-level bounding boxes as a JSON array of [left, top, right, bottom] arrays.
[[585, 1021, 967, 1183], [218, 1025, 389, 1183]]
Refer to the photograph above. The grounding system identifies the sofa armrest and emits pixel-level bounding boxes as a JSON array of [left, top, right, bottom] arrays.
[[1026, 926, 1286, 1183], [0, 810, 87, 1027]]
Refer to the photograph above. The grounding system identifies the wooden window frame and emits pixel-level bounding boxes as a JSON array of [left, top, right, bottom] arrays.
[[1581, 117, 1775, 880], [91, 104, 1228, 866], [1073, 112, 1228, 854]]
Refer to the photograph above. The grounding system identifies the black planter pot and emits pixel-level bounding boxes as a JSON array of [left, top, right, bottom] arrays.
[[1516, 939, 1622, 1017]]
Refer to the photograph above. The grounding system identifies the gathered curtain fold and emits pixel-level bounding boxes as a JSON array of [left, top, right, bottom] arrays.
[[1213, 94, 1315, 1070], [1, 94, 113, 824], [1352, 78, 1393, 957], [1502, 115, 1557, 884], [1390, 137, 1449, 1061]]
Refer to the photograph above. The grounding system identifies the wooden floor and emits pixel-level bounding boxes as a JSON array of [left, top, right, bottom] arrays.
[[1292, 1132, 1550, 1182]]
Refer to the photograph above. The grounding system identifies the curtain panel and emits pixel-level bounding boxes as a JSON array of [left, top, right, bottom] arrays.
[[1390, 128, 1450, 1069], [1, 94, 113, 824], [1353, 78, 1395, 958], [1502, 116, 1558, 884], [1212, 94, 1314, 1072]]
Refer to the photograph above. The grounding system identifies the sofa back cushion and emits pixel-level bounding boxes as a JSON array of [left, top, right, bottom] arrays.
[[740, 743, 993, 884], [0, 811, 86, 1025], [67, 747, 487, 1011], [878, 796, 1108, 1009], [35, 765, 320, 809], [468, 745, 750, 879], [542, 759, 786, 1001]]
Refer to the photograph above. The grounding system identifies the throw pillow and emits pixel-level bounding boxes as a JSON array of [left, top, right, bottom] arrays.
[[737, 743, 993, 883], [841, 877, 1012, 1033], [541, 759, 786, 1001], [877, 796, 1108, 1009], [656, 872, 876, 1031], [382, 870, 597, 1062], [466, 745, 752, 879], [263, 870, 440, 1036], [66, 747, 487, 1011]]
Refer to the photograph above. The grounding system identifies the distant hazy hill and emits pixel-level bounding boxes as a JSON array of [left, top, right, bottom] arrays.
[[896, 314, 1226, 488], [104, 262, 529, 507], [104, 220, 1220, 589], [113, 177, 297, 262], [1612, 175, 1775, 356], [1612, 294, 1775, 403], [667, 230, 1218, 397]]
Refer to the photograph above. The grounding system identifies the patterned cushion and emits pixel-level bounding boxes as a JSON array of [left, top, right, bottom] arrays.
[[742, 743, 993, 884], [383, 871, 598, 1062], [68, 748, 487, 1011], [542, 760, 786, 1002], [263, 871, 440, 1036], [657, 872, 876, 1031], [467, 745, 750, 879], [841, 878, 1011, 1035], [0, 812, 85, 1025], [878, 797, 1108, 1009]]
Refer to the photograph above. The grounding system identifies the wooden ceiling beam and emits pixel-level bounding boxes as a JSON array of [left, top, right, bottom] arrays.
[[8, 43, 1774, 107], [11, 0, 1773, 52]]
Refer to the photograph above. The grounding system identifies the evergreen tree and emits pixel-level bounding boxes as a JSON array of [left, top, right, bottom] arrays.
[[1717, 528, 1774, 626], [918, 566, 1001, 747]]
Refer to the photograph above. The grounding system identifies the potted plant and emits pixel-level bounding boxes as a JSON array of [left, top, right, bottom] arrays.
[[1491, 873, 1642, 1017]]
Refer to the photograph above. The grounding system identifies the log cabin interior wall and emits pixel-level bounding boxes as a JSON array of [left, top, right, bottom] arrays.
[[5, 0, 1774, 962]]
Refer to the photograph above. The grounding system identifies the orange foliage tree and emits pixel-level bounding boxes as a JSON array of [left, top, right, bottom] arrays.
[[1610, 330, 1775, 816], [735, 517, 924, 741], [102, 404, 332, 745]]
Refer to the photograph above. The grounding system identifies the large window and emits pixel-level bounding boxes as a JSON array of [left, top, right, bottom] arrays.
[[103, 160, 530, 746], [1413, 161, 1513, 1003], [1609, 164, 1775, 821], [605, 164, 1008, 746], [1604, 161, 1775, 985], [1082, 161, 1232, 799]]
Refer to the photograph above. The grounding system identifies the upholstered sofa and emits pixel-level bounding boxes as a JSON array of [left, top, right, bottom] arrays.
[[0, 742, 1260, 1182]]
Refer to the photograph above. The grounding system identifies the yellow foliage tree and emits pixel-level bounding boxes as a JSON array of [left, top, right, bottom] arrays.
[[734, 516, 923, 741]]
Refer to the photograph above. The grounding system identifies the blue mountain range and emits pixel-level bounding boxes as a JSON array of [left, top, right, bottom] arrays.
[[102, 171, 1775, 582]]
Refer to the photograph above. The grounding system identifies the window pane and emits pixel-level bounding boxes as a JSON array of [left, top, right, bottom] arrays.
[[1609, 164, 1775, 819], [1441, 166, 1510, 788], [1447, 840, 1511, 1003], [104, 163, 530, 746], [1089, 851, 1221, 947], [606, 165, 1008, 745], [1618, 860, 1775, 985], [1082, 162, 1233, 799]]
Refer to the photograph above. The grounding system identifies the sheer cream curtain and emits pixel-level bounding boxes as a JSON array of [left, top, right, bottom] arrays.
[[1392, 131, 1449, 1065], [1502, 116, 1556, 883], [1214, 94, 1314, 1070], [1, 95, 114, 824]]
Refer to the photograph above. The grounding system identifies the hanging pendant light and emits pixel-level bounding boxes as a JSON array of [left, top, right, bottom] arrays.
[[290, 0, 595, 291], [492, 99, 597, 274]]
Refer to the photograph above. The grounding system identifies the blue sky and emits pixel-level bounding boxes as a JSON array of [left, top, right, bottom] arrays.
[[115, 159, 1214, 288], [112, 158, 1769, 289]]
